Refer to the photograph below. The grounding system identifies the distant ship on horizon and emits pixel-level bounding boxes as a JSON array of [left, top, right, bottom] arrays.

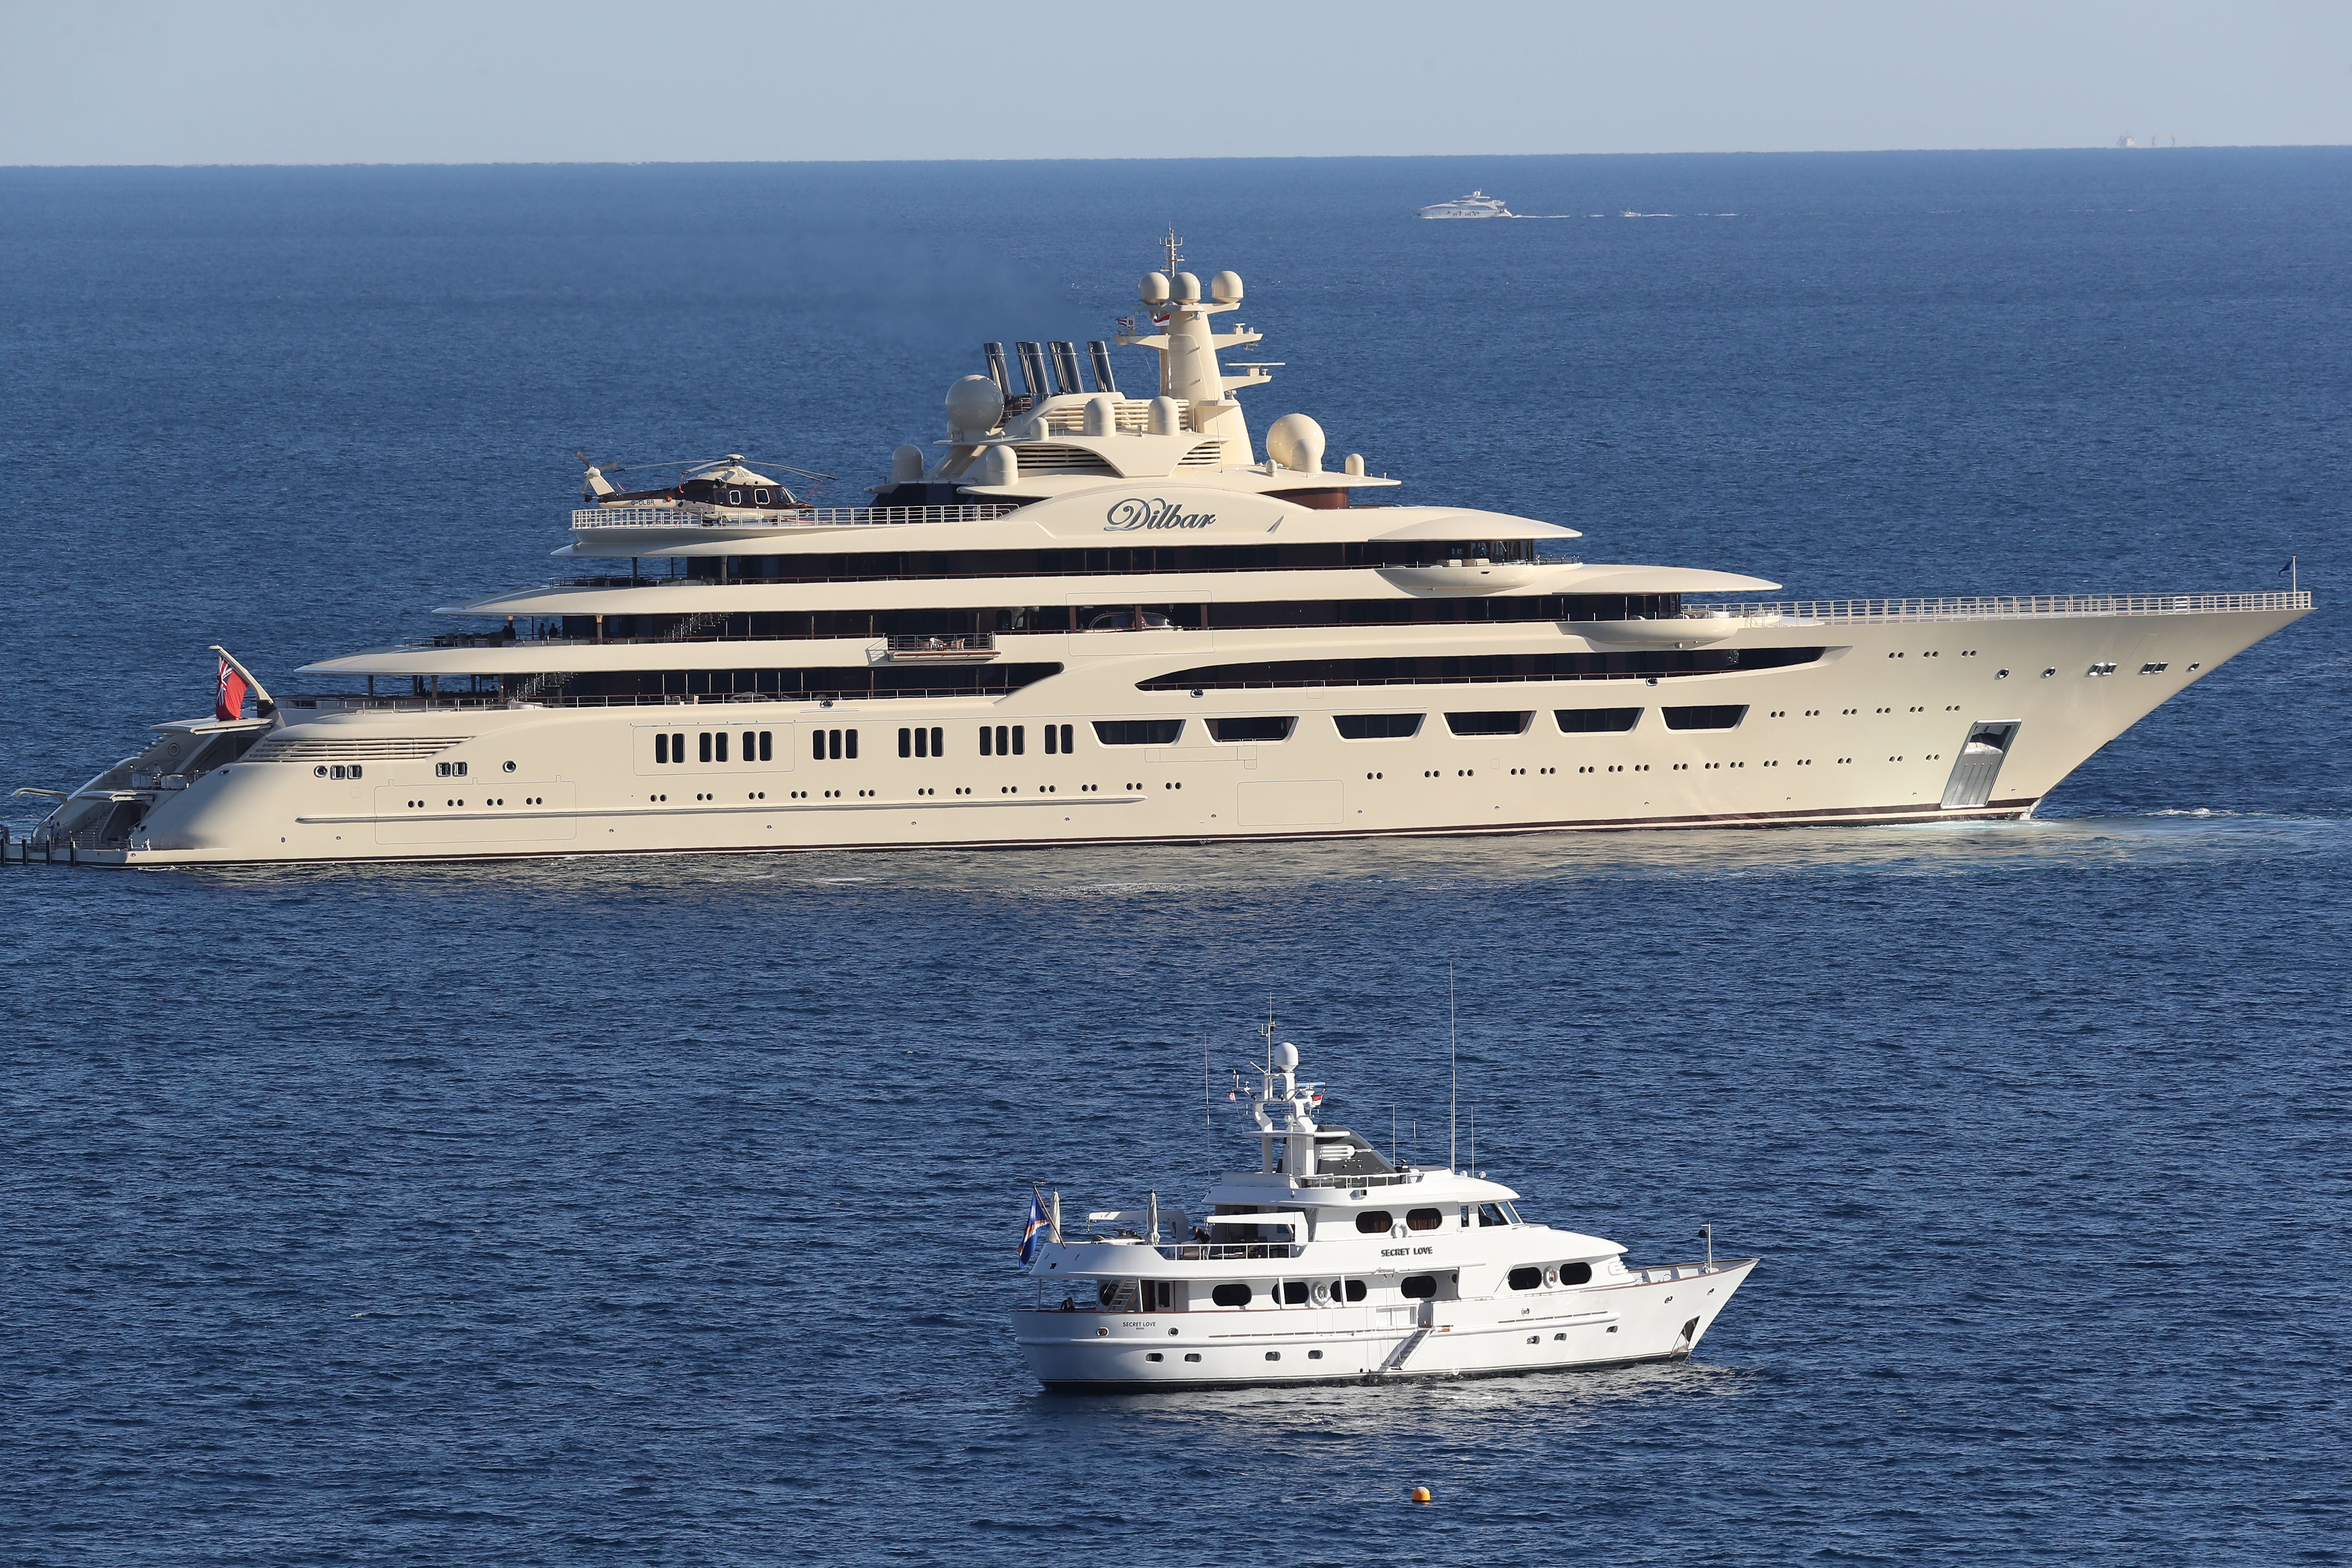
[[1417, 190, 1516, 219]]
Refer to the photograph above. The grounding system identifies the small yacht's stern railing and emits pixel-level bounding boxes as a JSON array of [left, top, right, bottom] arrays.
[[571, 503, 1020, 532], [1152, 1241, 1307, 1262]]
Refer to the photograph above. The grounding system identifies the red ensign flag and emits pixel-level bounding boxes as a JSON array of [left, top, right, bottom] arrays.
[[215, 655, 248, 721]]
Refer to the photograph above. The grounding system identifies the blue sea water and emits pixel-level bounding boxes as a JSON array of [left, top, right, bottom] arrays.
[[1, 150, 2349, 1565]]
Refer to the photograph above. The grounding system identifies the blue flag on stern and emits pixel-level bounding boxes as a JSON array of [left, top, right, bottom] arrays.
[[1018, 1188, 1050, 1270]]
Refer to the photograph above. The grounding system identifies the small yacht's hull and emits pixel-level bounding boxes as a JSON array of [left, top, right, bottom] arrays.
[[1014, 1257, 1756, 1391]]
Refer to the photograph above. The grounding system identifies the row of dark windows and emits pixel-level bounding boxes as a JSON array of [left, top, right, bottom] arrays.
[[812, 728, 858, 761], [1207, 1279, 1378, 1308], [653, 730, 778, 765], [1507, 1262, 1596, 1290], [677, 538, 1549, 585], [551, 594, 1683, 645], [523, 663, 1063, 702], [1137, 646, 1825, 691]]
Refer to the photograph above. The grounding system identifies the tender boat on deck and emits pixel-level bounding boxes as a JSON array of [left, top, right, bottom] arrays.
[[1012, 1038, 1757, 1390]]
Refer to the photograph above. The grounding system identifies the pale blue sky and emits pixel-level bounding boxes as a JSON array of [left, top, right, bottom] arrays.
[[2, 0, 2346, 165]]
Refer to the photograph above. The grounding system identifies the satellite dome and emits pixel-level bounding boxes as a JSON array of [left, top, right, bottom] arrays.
[[1139, 272, 1170, 304], [1265, 413, 1326, 474], [944, 374, 1004, 440], [1275, 1041, 1299, 1070], [1170, 271, 1201, 302], [1211, 270, 1243, 303]]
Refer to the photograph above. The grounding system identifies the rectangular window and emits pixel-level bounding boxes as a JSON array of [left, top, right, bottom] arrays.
[[993, 725, 1008, 755], [1011, 725, 1024, 755], [1334, 713, 1422, 740], [758, 731, 772, 762], [980, 726, 993, 757], [1554, 707, 1642, 734], [915, 727, 929, 758], [715, 732, 729, 763], [1661, 704, 1749, 731], [1058, 723, 1072, 754], [741, 730, 755, 761], [655, 733, 670, 765], [1210, 716, 1296, 743], [1044, 725, 1058, 755], [699, 732, 713, 763], [827, 729, 841, 760], [899, 727, 913, 759], [845, 729, 858, 760], [931, 727, 944, 757], [812, 728, 824, 761], [1444, 710, 1533, 736], [1093, 719, 1185, 746], [671, 732, 683, 763]]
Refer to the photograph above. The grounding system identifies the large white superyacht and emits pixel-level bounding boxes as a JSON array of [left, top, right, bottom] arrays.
[[18, 245, 2312, 866]]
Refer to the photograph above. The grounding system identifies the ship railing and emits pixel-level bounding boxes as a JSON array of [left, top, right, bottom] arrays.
[[282, 687, 1035, 713], [1703, 590, 2311, 623], [1151, 1242, 1307, 1262], [1291, 1171, 1420, 1189], [1632, 1258, 1751, 1284], [570, 504, 1020, 531]]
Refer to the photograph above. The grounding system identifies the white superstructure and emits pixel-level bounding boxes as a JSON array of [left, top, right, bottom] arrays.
[[1419, 190, 1516, 218], [1013, 1036, 1755, 1389], [19, 244, 2312, 866]]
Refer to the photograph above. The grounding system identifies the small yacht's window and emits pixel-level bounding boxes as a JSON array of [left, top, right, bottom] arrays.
[[1555, 707, 1643, 734], [1210, 1283, 1252, 1308], [1210, 716, 1296, 743], [1355, 1211, 1394, 1235], [1400, 1274, 1438, 1300], [1477, 1203, 1509, 1227], [1507, 1266, 1543, 1292], [1093, 720, 1184, 746], [699, 732, 714, 764], [1343, 1279, 1366, 1302], [655, 734, 670, 765], [1561, 1262, 1593, 1285], [1406, 1208, 1442, 1232], [1662, 704, 1749, 731], [1334, 713, 1422, 740], [1281, 1281, 1308, 1305]]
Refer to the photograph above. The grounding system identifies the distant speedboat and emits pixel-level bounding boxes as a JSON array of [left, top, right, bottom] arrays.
[[1418, 190, 1515, 219]]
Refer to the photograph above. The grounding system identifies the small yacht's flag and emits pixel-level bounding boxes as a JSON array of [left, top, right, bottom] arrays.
[[1017, 1187, 1050, 1270], [215, 655, 248, 722], [1116, 315, 1135, 331]]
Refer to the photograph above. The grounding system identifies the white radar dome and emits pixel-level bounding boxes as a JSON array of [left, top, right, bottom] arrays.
[[1139, 272, 1170, 304], [945, 374, 1004, 439], [891, 444, 926, 483], [1265, 413, 1326, 474], [1275, 1042, 1299, 1070], [1171, 271, 1201, 302], [1210, 270, 1243, 303]]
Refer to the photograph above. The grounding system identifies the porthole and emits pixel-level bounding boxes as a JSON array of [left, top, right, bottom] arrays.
[[313, 765, 328, 778], [1308, 1350, 1323, 1360], [1264, 1351, 1280, 1361], [502, 760, 517, 773], [1183, 1352, 1200, 1363], [1211, 1282, 1252, 1308], [1145, 1352, 1163, 1362], [1355, 1210, 1394, 1234]]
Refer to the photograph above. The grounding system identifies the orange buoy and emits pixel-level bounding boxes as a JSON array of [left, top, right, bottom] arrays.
[[1410, 1486, 1433, 1505]]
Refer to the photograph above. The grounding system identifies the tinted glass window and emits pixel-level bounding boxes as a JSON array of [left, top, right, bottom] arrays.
[[899, 727, 913, 758], [1478, 1203, 1508, 1227], [1406, 1208, 1442, 1231], [980, 726, 993, 756], [699, 732, 713, 763], [1663, 704, 1749, 730], [931, 727, 944, 757], [715, 733, 729, 763], [1555, 707, 1642, 733], [1281, 1280, 1308, 1305], [1400, 1274, 1437, 1300], [1210, 1282, 1252, 1308], [1355, 1211, 1394, 1234], [812, 728, 824, 761], [758, 730, 773, 762], [1561, 1261, 1592, 1285], [1011, 725, 1023, 755], [1043, 724, 1058, 754], [1343, 1279, 1367, 1302], [655, 733, 669, 765], [1094, 719, 1184, 745], [1210, 716, 1296, 743], [1334, 713, 1422, 739], [741, 730, 755, 760], [1507, 1265, 1543, 1291], [1140, 648, 1825, 692], [1059, 723, 1073, 753], [1445, 710, 1533, 736], [672, 733, 683, 763], [845, 729, 858, 759]]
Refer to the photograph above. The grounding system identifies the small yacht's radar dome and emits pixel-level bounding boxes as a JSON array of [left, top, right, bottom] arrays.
[[1211, 270, 1243, 303], [945, 374, 1004, 439], [1265, 413, 1326, 474], [1275, 1041, 1298, 1070], [1139, 272, 1170, 304]]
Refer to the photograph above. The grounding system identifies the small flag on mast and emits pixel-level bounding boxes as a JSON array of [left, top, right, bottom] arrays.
[[1017, 1187, 1050, 1270], [215, 655, 248, 722]]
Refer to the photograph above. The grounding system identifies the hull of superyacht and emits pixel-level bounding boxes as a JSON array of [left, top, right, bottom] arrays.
[[38, 594, 2303, 866]]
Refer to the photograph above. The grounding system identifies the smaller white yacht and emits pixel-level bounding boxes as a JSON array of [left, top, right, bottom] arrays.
[[1418, 190, 1516, 219], [1012, 1037, 1756, 1390]]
